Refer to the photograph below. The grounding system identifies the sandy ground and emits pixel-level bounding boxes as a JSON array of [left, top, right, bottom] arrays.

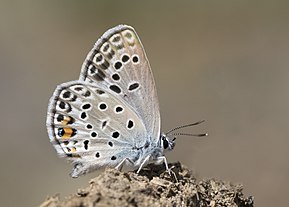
[[40, 163, 254, 207]]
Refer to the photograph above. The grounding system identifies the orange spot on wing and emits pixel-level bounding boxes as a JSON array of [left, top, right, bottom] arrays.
[[71, 147, 76, 153], [62, 116, 72, 125], [62, 127, 74, 139]]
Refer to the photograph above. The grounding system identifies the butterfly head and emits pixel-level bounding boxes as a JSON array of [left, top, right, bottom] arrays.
[[160, 120, 208, 153], [160, 133, 176, 152]]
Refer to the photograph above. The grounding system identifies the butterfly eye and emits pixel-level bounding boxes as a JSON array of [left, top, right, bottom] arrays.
[[162, 138, 169, 149]]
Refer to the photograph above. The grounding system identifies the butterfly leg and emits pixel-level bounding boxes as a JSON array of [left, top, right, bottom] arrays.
[[115, 157, 134, 171], [136, 155, 150, 174], [155, 156, 179, 182], [155, 156, 170, 175]]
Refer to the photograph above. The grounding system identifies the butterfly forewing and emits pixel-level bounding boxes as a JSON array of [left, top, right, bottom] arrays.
[[79, 25, 161, 143], [47, 81, 147, 165]]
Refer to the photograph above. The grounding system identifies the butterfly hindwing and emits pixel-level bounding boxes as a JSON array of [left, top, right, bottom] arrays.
[[79, 25, 161, 143], [46, 81, 147, 176]]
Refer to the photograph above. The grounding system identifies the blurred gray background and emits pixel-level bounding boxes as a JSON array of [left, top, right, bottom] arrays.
[[1, 1, 288, 206]]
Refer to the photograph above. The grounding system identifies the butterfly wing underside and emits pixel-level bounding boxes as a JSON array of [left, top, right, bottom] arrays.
[[79, 25, 161, 143], [46, 25, 161, 177], [47, 81, 148, 177]]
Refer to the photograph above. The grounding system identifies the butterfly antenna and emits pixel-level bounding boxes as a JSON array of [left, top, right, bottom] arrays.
[[172, 132, 208, 137], [166, 120, 206, 135]]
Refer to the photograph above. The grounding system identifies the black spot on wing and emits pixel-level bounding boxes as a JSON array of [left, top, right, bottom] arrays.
[[128, 83, 140, 91], [109, 85, 121, 94]]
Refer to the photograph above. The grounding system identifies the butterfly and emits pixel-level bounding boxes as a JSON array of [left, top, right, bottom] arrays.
[[46, 25, 206, 178]]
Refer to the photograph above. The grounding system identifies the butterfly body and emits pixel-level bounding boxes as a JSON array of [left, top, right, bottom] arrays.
[[47, 25, 178, 178]]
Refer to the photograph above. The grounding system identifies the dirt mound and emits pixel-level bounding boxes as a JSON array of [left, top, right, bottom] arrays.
[[40, 162, 254, 207]]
